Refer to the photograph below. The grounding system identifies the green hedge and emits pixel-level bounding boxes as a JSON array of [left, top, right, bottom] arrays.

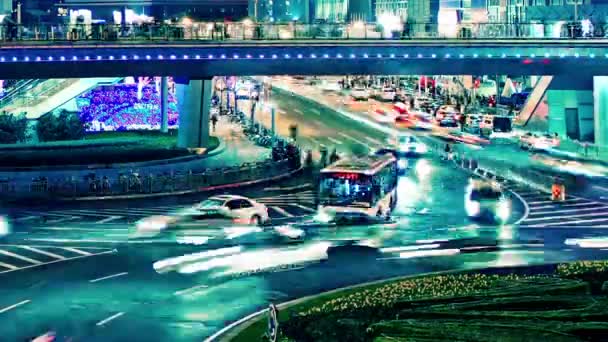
[[0, 135, 218, 167]]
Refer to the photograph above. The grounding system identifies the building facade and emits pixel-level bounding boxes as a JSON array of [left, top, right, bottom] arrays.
[[249, 0, 311, 22], [375, 0, 408, 20]]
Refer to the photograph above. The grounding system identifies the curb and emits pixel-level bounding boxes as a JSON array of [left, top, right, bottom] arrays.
[[0, 137, 224, 172], [209, 262, 561, 342], [61, 166, 304, 201]]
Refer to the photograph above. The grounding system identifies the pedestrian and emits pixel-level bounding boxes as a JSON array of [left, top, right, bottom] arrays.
[[329, 149, 340, 163], [211, 114, 218, 132], [459, 114, 466, 132], [102, 176, 110, 194], [444, 143, 453, 161]]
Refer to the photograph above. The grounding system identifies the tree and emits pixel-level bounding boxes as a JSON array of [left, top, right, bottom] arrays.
[[37, 109, 85, 142], [0, 112, 28, 144]]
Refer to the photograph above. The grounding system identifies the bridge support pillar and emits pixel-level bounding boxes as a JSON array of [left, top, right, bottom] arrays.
[[160, 76, 168, 133], [176, 78, 212, 148], [545, 75, 594, 142], [594, 76, 608, 147]]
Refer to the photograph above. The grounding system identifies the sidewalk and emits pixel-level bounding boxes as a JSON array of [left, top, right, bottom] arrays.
[[0, 115, 270, 191]]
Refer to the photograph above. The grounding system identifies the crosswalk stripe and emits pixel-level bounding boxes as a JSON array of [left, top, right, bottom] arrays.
[[271, 206, 294, 217], [531, 202, 601, 210], [528, 198, 584, 206], [291, 204, 316, 212], [526, 217, 608, 227], [47, 216, 80, 224], [19, 246, 65, 260], [524, 212, 608, 222], [0, 261, 18, 270], [528, 205, 608, 216], [61, 247, 92, 256], [96, 216, 123, 224], [15, 216, 37, 222], [0, 250, 41, 264]]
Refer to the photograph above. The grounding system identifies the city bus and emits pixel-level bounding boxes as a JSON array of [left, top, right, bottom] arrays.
[[317, 154, 398, 222]]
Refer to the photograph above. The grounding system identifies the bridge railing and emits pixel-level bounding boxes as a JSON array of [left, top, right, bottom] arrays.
[[0, 22, 602, 43]]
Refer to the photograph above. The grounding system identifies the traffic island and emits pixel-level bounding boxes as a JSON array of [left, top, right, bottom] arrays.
[[228, 260, 608, 342]]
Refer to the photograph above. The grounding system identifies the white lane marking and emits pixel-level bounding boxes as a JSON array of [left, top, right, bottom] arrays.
[[263, 183, 312, 191], [271, 206, 294, 217], [291, 204, 316, 212], [532, 202, 602, 210], [0, 300, 30, 314], [96, 216, 123, 224], [174, 284, 209, 296], [293, 108, 304, 115], [47, 216, 80, 224], [203, 309, 269, 342], [310, 108, 321, 115], [15, 216, 37, 222], [19, 246, 65, 260], [96, 312, 125, 326], [0, 250, 115, 275], [338, 132, 372, 149], [528, 198, 584, 206], [365, 136, 383, 145], [0, 244, 110, 250], [29, 238, 161, 244], [510, 190, 530, 226], [524, 212, 608, 222], [529, 205, 608, 216], [309, 138, 324, 147], [0, 250, 41, 264], [526, 217, 608, 227], [519, 225, 608, 229], [89, 272, 128, 283], [326, 137, 343, 145], [593, 185, 608, 192], [0, 261, 18, 270], [61, 247, 92, 256], [512, 191, 541, 197], [34, 227, 126, 232]]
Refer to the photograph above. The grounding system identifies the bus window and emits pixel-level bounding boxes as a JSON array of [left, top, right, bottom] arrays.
[[319, 173, 373, 206]]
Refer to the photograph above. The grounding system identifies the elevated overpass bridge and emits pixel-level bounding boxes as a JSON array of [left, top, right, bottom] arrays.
[[0, 39, 607, 78]]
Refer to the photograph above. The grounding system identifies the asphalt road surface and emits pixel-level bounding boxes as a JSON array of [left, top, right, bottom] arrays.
[[1, 81, 608, 341]]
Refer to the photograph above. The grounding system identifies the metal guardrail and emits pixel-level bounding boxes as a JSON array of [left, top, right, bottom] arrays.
[[0, 156, 301, 200], [0, 22, 604, 44]]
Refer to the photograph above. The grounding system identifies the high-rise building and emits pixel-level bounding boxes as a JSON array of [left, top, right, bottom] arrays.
[[407, 0, 440, 33], [315, 0, 348, 22], [250, 0, 312, 22], [59, 0, 248, 22], [375, 0, 408, 20]]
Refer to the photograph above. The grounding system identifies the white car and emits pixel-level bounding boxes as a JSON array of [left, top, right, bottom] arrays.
[[380, 88, 396, 102], [393, 134, 427, 155], [465, 180, 510, 223], [0, 215, 10, 236], [351, 87, 370, 101], [135, 195, 270, 232]]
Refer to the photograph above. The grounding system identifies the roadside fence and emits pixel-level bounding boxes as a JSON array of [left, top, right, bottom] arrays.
[[0, 157, 301, 200]]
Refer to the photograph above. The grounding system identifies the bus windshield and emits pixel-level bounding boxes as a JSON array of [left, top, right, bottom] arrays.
[[319, 173, 372, 207]]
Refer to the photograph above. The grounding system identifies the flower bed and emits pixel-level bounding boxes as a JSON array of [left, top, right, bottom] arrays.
[[232, 261, 608, 342]]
